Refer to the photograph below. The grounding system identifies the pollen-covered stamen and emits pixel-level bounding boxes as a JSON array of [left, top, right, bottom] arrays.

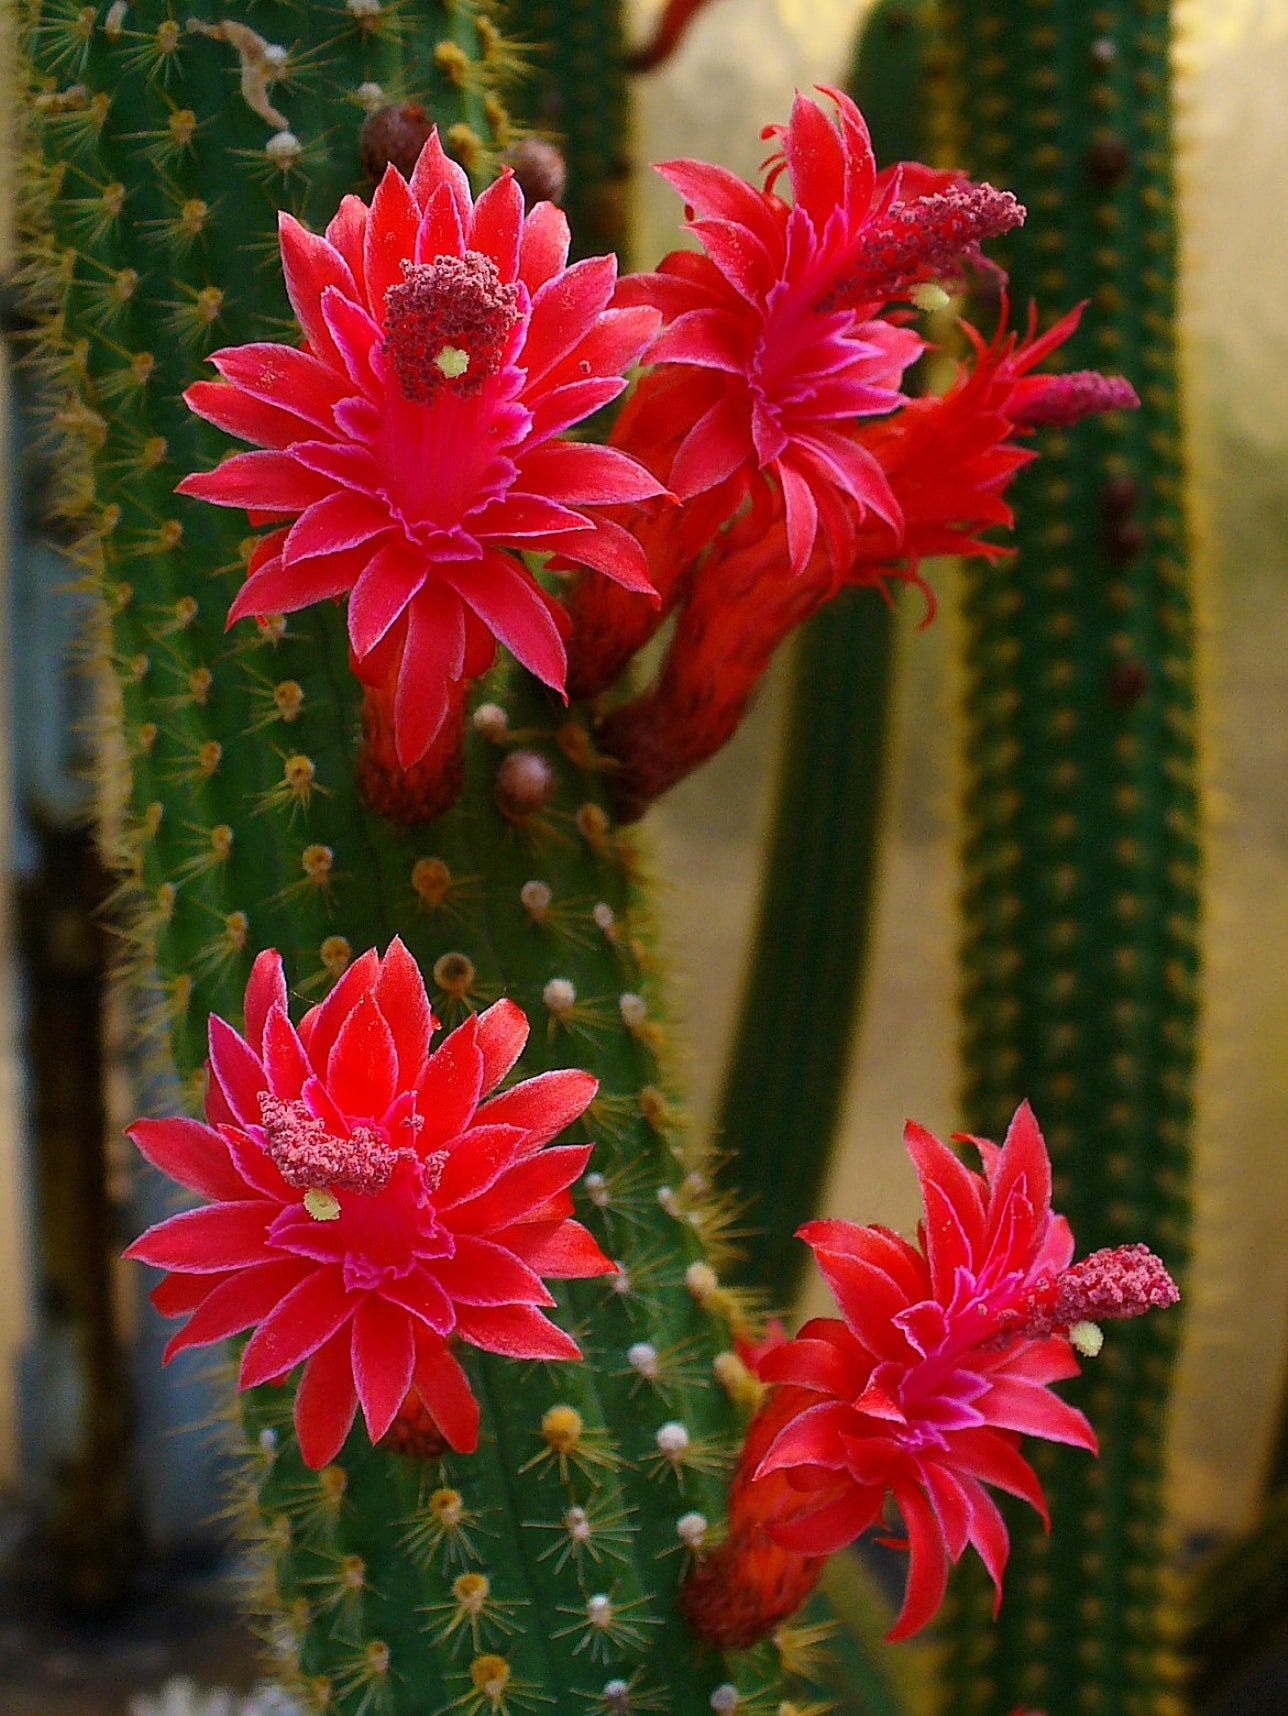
[[820, 183, 1025, 311], [259, 1092, 398, 1195], [1009, 370, 1141, 428], [1020, 1243, 1179, 1338], [382, 251, 521, 403]]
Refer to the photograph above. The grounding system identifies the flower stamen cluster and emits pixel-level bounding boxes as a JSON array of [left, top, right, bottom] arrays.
[[818, 182, 1025, 310], [382, 252, 520, 402]]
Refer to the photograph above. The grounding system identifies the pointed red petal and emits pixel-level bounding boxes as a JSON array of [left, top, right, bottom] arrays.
[[453, 1302, 580, 1361], [127, 1116, 250, 1203], [473, 998, 529, 1093], [351, 1295, 417, 1443], [412, 1334, 479, 1453], [177, 451, 335, 513], [124, 1201, 273, 1272], [476, 1068, 597, 1151], [295, 1328, 359, 1469], [278, 213, 358, 370], [438, 555, 567, 693], [327, 991, 400, 1119], [416, 1016, 485, 1150], [365, 165, 422, 315], [162, 1259, 310, 1361], [372, 938, 435, 1086], [885, 1482, 950, 1640], [468, 170, 523, 279], [239, 1268, 357, 1388]]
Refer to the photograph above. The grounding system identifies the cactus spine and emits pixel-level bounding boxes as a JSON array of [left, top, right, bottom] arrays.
[[931, 4, 1197, 1713], [21, 2, 793, 1710]]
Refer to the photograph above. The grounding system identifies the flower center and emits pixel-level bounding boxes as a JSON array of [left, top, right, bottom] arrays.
[[259, 1092, 399, 1197], [382, 251, 521, 403], [819, 183, 1024, 311], [1016, 1243, 1179, 1339]]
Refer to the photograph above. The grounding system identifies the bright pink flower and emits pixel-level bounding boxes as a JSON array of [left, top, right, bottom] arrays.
[[178, 131, 663, 770], [124, 939, 613, 1469], [681, 1105, 1178, 1645], [614, 89, 918, 579]]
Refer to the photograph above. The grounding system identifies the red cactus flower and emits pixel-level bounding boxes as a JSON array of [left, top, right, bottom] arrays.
[[597, 299, 1140, 820], [124, 939, 613, 1468], [682, 1104, 1178, 1645], [565, 88, 1022, 700], [177, 130, 662, 783]]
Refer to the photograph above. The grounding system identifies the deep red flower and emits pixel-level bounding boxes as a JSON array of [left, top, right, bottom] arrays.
[[597, 299, 1140, 820], [177, 130, 662, 771], [565, 88, 1023, 700], [124, 939, 613, 1468], [681, 1105, 1178, 1644], [615, 88, 926, 578]]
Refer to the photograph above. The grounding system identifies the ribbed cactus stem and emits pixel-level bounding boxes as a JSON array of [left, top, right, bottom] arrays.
[[713, 0, 935, 1302], [501, 0, 631, 258], [931, 4, 1196, 1713], [20, 3, 795, 1709]]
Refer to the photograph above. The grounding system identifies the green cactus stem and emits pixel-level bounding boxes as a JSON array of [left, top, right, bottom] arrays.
[[20, 2, 797, 1709], [930, 4, 1197, 1714], [501, 0, 631, 259], [713, 0, 935, 1303]]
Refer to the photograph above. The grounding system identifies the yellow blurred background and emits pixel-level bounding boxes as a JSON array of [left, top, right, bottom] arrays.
[[0, 0, 1284, 1558]]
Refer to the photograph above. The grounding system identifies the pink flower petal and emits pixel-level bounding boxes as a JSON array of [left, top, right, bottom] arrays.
[[348, 540, 429, 659], [207, 1014, 267, 1129], [468, 170, 523, 280], [295, 1327, 359, 1469], [372, 937, 436, 1087], [226, 541, 367, 625], [182, 380, 319, 453], [177, 451, 336, 513], [239, 1267, 357, 1388], [243, 950, 289, 1055], [127, 1116, 250, 1203], [298, 948, 382, 1068], [523, 256, 618, 383], [476, 1068, 597, 1151], [433, 1122, 527, 1210], [207, 343, 353, 433], [415, 1015, 484, 1150], [437, 554, 568, 694], [414, 180, 467, 265], [517, 199, 571, 294], [757, 1334, 869, 1400], [447, 1145, 591, 1233], [278, 213, 359, 371], [977, 1378, 1097, 1452], [511, 1219, 615, 1278], [327, 991, 400, 1120], [392, 582, 467, 767], [325, 193, 369, 303], [431, 1234, 554, 1307], [124, 1201, 273, 1273], [319, 287, 384, 397], [453, 1302, 580, 1361], [517, 442, 665, 508], [366, 165, 422, 316], [351, 1295, 417, 1443], [409, 130, 472, 225], [769, 1483, 882, 1555], [885, 1481, 950, 1640], [283, 489, 393, 565], [261, 1004, 312, 1102], [473, 998, 529, 1093], [162, 1258, 310, 1362], [412, 1334, 479, 1453]]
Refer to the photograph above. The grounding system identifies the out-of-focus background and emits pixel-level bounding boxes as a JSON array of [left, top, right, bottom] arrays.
[[0, 0, 1286, 1710]]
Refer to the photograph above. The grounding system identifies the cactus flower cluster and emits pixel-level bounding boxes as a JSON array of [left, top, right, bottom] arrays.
[[179, 89, 1137, 827], [99, 50, 1184, 1703]]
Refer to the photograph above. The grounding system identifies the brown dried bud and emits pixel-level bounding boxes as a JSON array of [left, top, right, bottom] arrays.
[[494, 749, 557, 821], [1100, 474, 1140, 518], [360, 102, 435, 182], [1085, 136, 1130, 190], [502, 137, 567, 208], [1108, 660, 1149, 710]]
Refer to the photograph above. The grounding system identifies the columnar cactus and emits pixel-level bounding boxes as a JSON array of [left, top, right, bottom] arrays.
[[22, 6, 773, 1712], [930, 4, 1198, 1714], [22, 6, 1183, 1713]]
